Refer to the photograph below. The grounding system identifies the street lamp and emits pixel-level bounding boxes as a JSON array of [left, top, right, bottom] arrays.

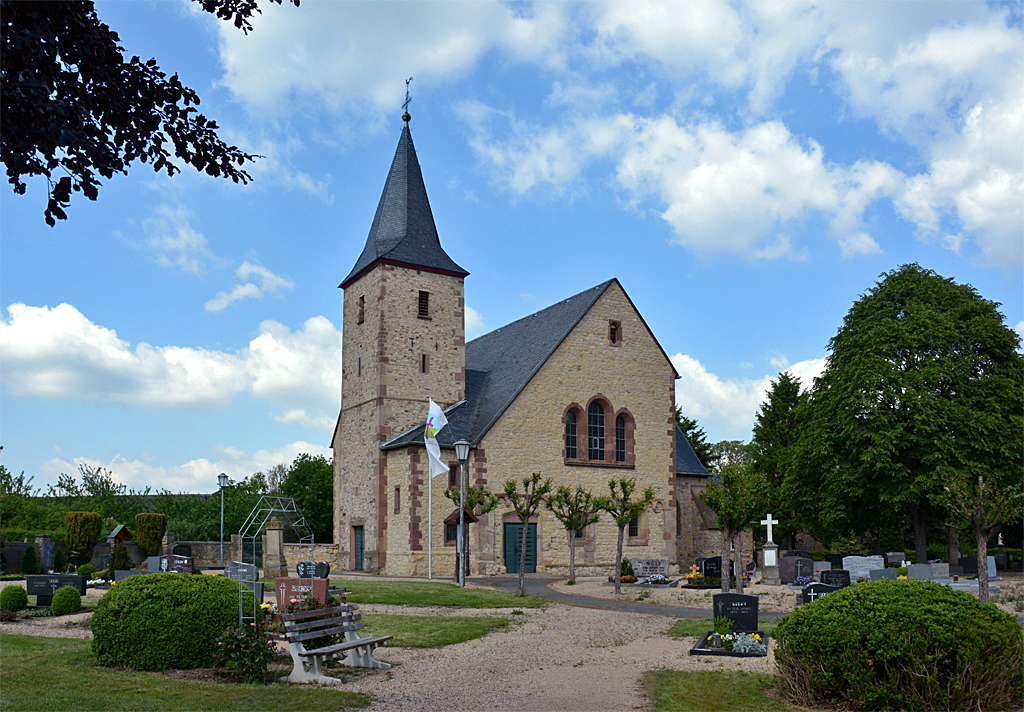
[[218, 473, 229, 568], [453, 440, 472, 588]]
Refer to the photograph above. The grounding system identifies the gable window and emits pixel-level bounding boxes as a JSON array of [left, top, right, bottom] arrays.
[[615, 415, 626, 462], [588, 402, 605, 461], [565, 411, 578, 459], [357, 295, 365, 324], [628, 516, 639, 538], [608, 320, 622, 347], [418, 290, 430, 319]]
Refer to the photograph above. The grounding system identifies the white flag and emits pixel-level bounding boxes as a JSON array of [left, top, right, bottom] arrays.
[[425, 398, 449, 478]]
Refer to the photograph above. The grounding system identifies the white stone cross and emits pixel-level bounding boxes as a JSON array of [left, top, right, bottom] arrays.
[[761, 513, 779, 544]]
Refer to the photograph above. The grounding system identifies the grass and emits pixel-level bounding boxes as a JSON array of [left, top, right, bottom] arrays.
[[666, 618, 781, 638], [333, 579, 546, 608], [361, 613, 508, 647], [0, 635, 371, 712], [643, 670, 795, 712]]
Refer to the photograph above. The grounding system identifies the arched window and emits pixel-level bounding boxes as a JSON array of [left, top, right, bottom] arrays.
[[565, 411, 578, 459], [615, 415, 626, 462], [588, 402, 605, 461]]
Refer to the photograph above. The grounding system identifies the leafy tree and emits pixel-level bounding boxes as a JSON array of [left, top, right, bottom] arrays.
[[279, 454, 332, 543], [544, 485, 602, 584], [20, 542, 38, 574], [706, 440, 752, 475], [943, 473, 1024, 602], [750, 372, 808, 548], [1, 0, 298, 225], [599, 477, 654, 595], [444, 483, 499, 580], [700, 463, 766, 593], [503, 473, 552, 596], [675, 406, 713, 468], [787, 264, 1023, 561]]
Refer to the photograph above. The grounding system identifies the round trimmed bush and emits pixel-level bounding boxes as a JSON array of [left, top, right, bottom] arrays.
[[51, 585, 81, 616], [77, 563, 97, 579], [91, 573, 239, 671], [773, 580, 1023, 711], [0, 585, 29, 612]]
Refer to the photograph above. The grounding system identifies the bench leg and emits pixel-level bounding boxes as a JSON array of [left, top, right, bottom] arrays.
[[338, 631, 391, 670], [286, 642, 343, 684]]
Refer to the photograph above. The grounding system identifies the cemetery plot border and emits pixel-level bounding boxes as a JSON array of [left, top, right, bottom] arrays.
[[689, 631, 769, 658]]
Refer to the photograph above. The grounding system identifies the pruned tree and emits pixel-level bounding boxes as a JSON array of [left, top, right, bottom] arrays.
[[700, 463, 766, 594], [503, 473, 552, 597], [599, 477, 654, 595], [544, 485, 602, 584], [444, 483, 499, 579], [1, 0, 298, 225], [943, 473, 1024, 603]]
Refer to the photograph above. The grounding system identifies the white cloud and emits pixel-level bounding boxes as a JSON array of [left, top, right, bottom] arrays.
[[465, 306, 486, 338], [205, 283, 263, 312], [1015, 321, 1024, 346], [672, 352, 825, 441], [143, 205, 220, 275], [205, 262, 296, 312], [0, 304, 341, 432], [37, 441, 331, 493]]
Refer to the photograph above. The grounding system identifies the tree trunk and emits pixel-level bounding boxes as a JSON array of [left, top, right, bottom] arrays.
[[518, 518, 528, 597], [910, 501, 927, 563], [734, 532, 744, 595], [614, 526, 625, 595], [720, 527, 731, 593], [946, 524, 960, 566], [568, 530, 576, 583], [976, 528, 990, 603]]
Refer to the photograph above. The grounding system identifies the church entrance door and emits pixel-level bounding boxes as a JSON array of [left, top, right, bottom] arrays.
[[353, 526, 364, 571], [503, 522, 537, 573]]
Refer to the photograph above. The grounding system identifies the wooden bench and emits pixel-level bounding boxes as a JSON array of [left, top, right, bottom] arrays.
[[280, 603, 392, 683]]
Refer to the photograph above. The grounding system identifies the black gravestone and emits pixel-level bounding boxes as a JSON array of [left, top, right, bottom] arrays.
[[823, 554, 845, 569], [225, 561, 258, 581], [802, 583, 841, 605], [172, 544, 192, 557], [314, 561, 330, 579], [296, 560, 315, 578], [158, 554, 193, 573], [39, 541, 56, 572], [99, 554, 110, 570], [960, 556, 979, 575], [702, 557, 734, 579], [869, 568, 897, 581], [780, 556, 813, 584], [820, 569, 850, 588], [25, 574, 87, 606], [712, 593, 758, 633]]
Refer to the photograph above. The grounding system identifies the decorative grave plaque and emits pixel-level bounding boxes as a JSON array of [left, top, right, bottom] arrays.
[[802, 583, 841, 605], [842, 555, 885, 582], [25, 574, 87, 606], [225, 561, 259, 581], [296, 560, 315, 578], [820, 569, 850, 588], [907, 563, 933, 580], [275, 577, 329, 606], [314, 561, 331, 579], [634, 559, 670, 577], [780, 556, 813, 584], [158, 554, 194, 574], [712, 592, 758, 632], [869, 568, 897, 581]]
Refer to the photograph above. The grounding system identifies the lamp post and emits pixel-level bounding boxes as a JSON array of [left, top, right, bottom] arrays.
[[218, 473, 229, 568], [453, 440, 471, 588]]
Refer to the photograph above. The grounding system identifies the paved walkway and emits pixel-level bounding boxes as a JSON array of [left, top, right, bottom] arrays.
[[475, 574, 788, 620]]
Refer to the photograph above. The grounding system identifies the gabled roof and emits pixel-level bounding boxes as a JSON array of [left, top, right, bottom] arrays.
[[382, 280, 615, 449], [676, 426, 711, 476], [340, 122, 468, 290]]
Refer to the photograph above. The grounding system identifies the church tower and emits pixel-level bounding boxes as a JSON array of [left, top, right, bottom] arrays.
[[333, 113, 468, 571]]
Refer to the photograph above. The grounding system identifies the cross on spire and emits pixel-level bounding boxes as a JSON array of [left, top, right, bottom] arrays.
[[761, 513, 779, 544]]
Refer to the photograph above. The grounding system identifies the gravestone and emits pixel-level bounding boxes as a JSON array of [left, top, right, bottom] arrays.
[[114, 569, 149, 583], [813, 562, 831, 579], [907, 563, 933, 580], [703, 557, 733, 578], [634, 559, 670, 577], [869, 568, 897, 581], [225, 561, 259, 581], [987, 555, 999, 580], [823, 554, 845, 569], [99, 554, 110, 571], [296, 560, 316, 578], [820, 569, 851, 588], [38, 540, 56, 572], [802, 582, 841, 605], [842, 555, 885, 582], [158, 554, 193, 574], [147, 556, 161, 573], [712, 593, 759, 633], [780, 556, 813, 584], [866, 549, 887, 565], [172, 544, 192, 557], [783, 549, 812, 560], [960, 556, 979, 574], [275, 577, 329, 606], [886, 552, 906, 566], [25, 574, 87, 606], [931, 562, 950, 581], [314, 561, 331, 579], [240, 580, 265, 603]]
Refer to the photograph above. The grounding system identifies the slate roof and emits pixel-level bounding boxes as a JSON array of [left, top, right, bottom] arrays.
[[382, 280, 615, 449], [340, 123, 468, 289], [676, 426, 711, 476]]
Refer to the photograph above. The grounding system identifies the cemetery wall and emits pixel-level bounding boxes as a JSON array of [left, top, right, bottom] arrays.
[[279, 543, 339, 572]]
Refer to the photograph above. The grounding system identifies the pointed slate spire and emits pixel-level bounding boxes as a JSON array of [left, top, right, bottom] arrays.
[[340, 118, 468, 289]]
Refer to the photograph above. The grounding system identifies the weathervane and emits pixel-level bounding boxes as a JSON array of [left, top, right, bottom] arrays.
[[402, 77, 413, 124]]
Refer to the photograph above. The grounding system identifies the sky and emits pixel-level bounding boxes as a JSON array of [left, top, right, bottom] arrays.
[[2, 0, 1021, 495]]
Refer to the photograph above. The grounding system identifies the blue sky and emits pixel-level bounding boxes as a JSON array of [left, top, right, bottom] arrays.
[[2, 0, 1021, 494]]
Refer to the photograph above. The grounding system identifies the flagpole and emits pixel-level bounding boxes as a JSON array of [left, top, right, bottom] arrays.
[[428, 469, 433, 579]]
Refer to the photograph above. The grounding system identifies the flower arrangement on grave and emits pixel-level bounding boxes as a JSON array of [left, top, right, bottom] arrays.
[[212, 622, 278, 683], [794, 575, 812, 586], [727, 632, 767, 654], [641, 574, 670, 585]]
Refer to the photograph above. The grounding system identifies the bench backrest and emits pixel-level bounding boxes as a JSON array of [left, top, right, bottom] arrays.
[[281, 604, 363, 644]]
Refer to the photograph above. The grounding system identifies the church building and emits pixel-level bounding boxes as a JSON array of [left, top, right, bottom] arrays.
[[332, 115, 712, 576]]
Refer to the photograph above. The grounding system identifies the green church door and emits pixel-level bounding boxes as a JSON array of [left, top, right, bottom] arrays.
[[353, 526, 364, 571], [503, 522, 537, 573]]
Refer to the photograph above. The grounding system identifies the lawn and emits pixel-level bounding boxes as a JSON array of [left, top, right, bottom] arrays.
[[666, 617, 781, 638], [333, 579, 546, 608], [0, 635, 371, 712], [361, 613, 508, 647], [643, 670, 796, 712]]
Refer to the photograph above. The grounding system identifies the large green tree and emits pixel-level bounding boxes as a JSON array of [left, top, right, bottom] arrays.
[[786, 264, 1023, 561], [675, 406, 713, 468], [279, 454, 333, 543], [1, 0, 298, 225], [750, 372, 808, 548], [700, 463, 766, 593]]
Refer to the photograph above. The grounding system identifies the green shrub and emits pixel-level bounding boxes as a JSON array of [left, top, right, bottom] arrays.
[[91, 573, 239, 670], [619, 557, 634, 578], [51, 586, 81, 616], [65, 512, 102, 566], [53, 546, 69, 573], [109, 541, 133, 571], [774, 580, 1023, 711], [134, 514, 166, 557], [77, 563, 97, 579], [212, 623, 278, 682], [20, 544, 38, 575], [0, 585, 29, 611]]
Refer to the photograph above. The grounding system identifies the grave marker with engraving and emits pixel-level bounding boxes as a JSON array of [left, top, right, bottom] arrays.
[[158, 554, 194, 574], [712, 593, 759, 632], [869, 568, 897, 581], [780, 556, 813, 584], [225, 561, 259, 581], [907, 563, 933, 580], [842, 555, 885, 582], [634, 559, 670, 577], [275, 577, 328, 606], [26, 574, 87, 606], [820, 569, 851, 588], [802, 582, 841, 605]]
